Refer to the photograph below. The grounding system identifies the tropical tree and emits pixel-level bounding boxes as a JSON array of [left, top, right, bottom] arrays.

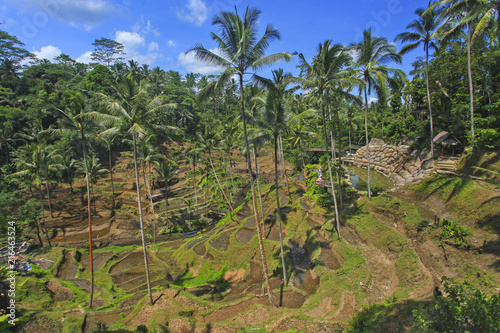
[[100, 73, 175, 305], [429, 0, 499, 148], [11, 143, 59, 247], [349, 29, 402, 200], [196, 124, 236, 217], [298, 40, 355, 238], [96, 126, 119, 209], [51, 91, 100, 308], [154, 160, 178, 229], [188, 6, 293, 303], [395, 6, 445, 156]]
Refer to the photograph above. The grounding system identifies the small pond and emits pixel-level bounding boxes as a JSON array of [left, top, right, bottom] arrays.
[[347, 166, 394, 191]]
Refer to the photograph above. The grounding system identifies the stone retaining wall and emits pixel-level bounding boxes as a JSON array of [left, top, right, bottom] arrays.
[[346, 143, 435, 188]]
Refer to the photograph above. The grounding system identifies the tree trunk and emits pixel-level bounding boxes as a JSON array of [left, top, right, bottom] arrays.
[[193, 159, 198, 215], [240, 75, 273, 305], [467, 25, 475, 149], [329, 107, 343, 208], [81, 139, 94, 309], [334, 105, 344, 206], [252, 146, 265, 237], [209, 156, 236, 217], [34, 217, 43, 246], [275, 136, 287, 286], [279, 135, 293, 205], [38, 185, 52, 247], [364, 86, 372, 200], [45, 181, 53, 218], [425, 46, 435, 157], [108, 144, 115, 210], [133, 133, 153, 306], [145, 169, 156, 244], [164, 188, 169, 230], [320, 93, 341, 240]]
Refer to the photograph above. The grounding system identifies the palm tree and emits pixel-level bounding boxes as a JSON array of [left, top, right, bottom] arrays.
[[288, 121, 316, 170], [196, 125, 236, 217], [298, 40, 356, 239], [349, 30, 402, 200], [188, 6, 293, 303], [79, 155, 107, 214], [101, 73, 175, 306], [253, 68, 311, 285], [154, 160, 178, 229], [51, 91, 100, 308], [96, 126, 119, 209], [395, 6, 445, 156], [429, 0, 499, 148]]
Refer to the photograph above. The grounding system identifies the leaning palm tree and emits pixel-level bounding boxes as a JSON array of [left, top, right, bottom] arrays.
[[349, 30, 402, 200], [196, 125, 237, 217], [188, 6, 293, 303], [298, 40, 357, 239], [100, 73, 175, 306], [395, 6, 446, 156]]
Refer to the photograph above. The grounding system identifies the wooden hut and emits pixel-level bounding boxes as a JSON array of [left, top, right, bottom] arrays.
[[433, 131, 462, 156]]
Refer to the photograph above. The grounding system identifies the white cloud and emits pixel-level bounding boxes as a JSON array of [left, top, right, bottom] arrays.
[[176, 0, 208, 26], [5, 0, 118, 31], [115, 30, 145, 49], [33, 45, 61, 61], [167, 40, 177, 47], [133, 16, 160, 37], [368, 97, 378, 104], [114, 30, 160, 66], [148, 41, 159, 52], [177, 49, 225, 75], [76, 51, 93, 64]]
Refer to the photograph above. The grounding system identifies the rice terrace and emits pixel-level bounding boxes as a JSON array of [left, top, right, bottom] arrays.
[[0, 0, 499, 332]]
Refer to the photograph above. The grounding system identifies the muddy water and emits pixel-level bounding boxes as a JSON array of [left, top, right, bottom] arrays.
[[347, 165, 394, 191]]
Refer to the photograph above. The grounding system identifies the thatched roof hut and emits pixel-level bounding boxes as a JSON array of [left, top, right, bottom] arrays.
[[433, 131, 461, 155]]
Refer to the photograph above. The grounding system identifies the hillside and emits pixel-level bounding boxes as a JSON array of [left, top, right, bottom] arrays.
[[6, 146, 499, 333]]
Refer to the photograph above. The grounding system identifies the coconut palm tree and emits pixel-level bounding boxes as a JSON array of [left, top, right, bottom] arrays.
[[288, 121, 316, 170], [96, 126, 119, 210], [253, 68, 312, 285], [101, 73, 175, 306], [196, 124, 236, 217], [188, 6, 293, 302], [51, 91, 101, 308], [395, 6, 446, 156], [154, 160, 178, 229], [298, 40, 356, 239], [349, 30, 402, 200], [11, 143, 59, 247]]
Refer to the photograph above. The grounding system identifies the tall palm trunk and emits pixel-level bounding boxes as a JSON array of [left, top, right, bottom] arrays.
[[38, 184, 52, 247], [279, 135, 292, 204], [209, 156, 236, 216], [320, 94, 341, 240], [363, 87, 372, 200], [133, 133, 153, 306], [164, 187, 169, 230], [467, 25, 475, 149], [193, 159, 198, 215], [275, 135, 287, 285], [333, 106, 344, 207], [328, 107, 343, 208], [108, 144, 115, 210], [240, 76, 273, 304], [81, 139, 94, 308], [145, 171, 156, 243], [252, 146, 265, 237], [35, 217, 44, 246], [45, 180, 53, 218], [425, 46, 435, 156]]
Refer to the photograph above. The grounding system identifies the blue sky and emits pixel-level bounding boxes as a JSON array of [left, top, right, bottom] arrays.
[[1, 0, 430, 79]]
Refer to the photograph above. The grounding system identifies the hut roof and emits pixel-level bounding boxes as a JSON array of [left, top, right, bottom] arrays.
[[433, 131, 461, 145]]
